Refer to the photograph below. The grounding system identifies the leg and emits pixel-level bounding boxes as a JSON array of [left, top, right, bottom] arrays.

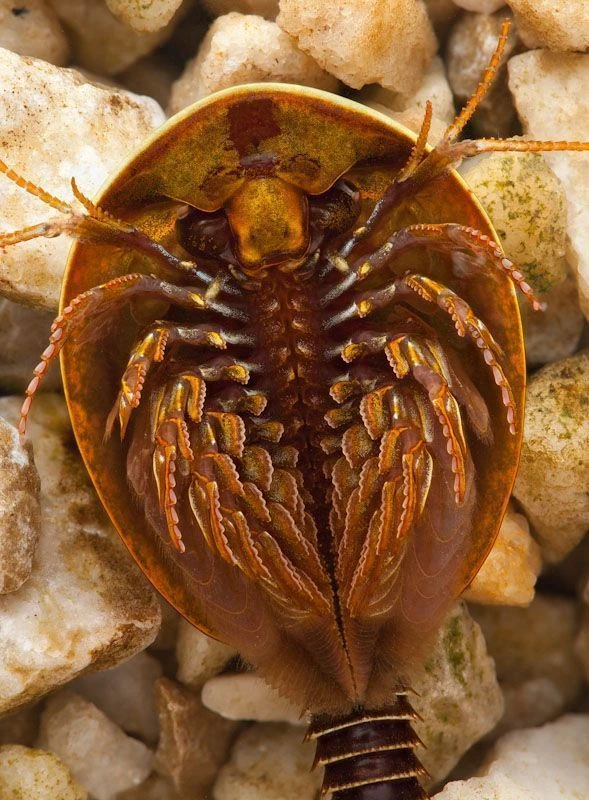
[[332, 267, 516, 437], [0, 163, 198, 276], [322, 223, 544, 315], [107, 319, 254, 438], [19, 272, 247, 441]]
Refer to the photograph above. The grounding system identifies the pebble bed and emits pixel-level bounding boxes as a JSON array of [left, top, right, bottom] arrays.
[[0, 1, 588, 799]]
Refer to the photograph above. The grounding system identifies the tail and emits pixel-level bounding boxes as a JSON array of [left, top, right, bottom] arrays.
[[307, 694, 428, 799]]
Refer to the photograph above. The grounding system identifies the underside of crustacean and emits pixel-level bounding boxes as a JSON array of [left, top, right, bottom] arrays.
[[3, 22, 589, 800]]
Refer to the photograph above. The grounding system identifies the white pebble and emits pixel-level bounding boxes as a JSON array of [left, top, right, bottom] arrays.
[[47, 0, 178, 75], [105, 0, 184, 33], [202, 672, 304, 724], [506, 0, 589, 51], [0, 415, 40, 594], [168, 12, 338, 113], [513, 353, 589, 563], [71, 652, 163, 744], [0, 48, 165, 310], [0, 745, 87, 800], [213, 723, 321, 800], [277, 0, 437, 93], [0, 395, 161, 718], [435, 714, 589, 799], [0, 0, 70, 65], [154, 676, 238, 795], [508, 50, 589, 320], [176, 619, 236, 689], [414, 604, 504, 786], [38, 692, 154, 800], [361, 56, 455, 127], [464, 508, 541, 607]]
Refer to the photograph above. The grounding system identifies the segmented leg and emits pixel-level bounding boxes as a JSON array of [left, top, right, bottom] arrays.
[[400, 274, 516, 433], [329, 384, 435, 618], [148, 365, 246, 553], [150, 372, 206, 553], [0, 163, 198, 275], [19, 272, 245, 441], [107, 320, 254, 438], [326, 265, 517, 435], [385, 334, 468, 502], [322, 223, 544, 314]]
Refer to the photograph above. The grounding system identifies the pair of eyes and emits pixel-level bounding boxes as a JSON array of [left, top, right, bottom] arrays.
[[175, 179, 361, 263]]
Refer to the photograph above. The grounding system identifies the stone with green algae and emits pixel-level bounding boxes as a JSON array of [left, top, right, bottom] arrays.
[[513, 352, 589, 563]]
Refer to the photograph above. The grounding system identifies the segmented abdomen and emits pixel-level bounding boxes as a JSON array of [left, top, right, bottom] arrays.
[[308, 696, 427, 799]]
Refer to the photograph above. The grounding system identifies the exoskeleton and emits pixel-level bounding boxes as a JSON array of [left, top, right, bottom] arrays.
[[3, 23, 588, 799]]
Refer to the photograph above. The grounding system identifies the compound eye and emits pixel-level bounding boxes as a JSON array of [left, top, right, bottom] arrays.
[[176, 209, 233, 261], [309, 180, 361, 238]]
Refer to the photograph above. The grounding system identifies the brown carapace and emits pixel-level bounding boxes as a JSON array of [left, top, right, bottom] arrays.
[[3, 23, 588, 799]]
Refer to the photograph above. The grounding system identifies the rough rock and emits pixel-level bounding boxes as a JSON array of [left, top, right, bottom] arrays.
[[512, 352, 589, 563], [154, 677, 238, 795], [365, 103, 448, 147], [508, 50, 589, 320], [106, 0, 184, 33], [46, 0, 178, 75], [202, 673, 304, 724], [0, 415, 40, 594], [0, 299, 62, 394], [435, 714, 589, 799], [38, 691, 154, 800], [413, 604, 504, 786], [0, 0, 70, 66], [0, 744, 87, 800], [213, 723, 321, 800], [168, 13, 338, 114], [519, 264, 584, 367], [447, 11, 519, 137], [464, 507, 541, 606], [461, 145, 585, 364], [71, 652, 163, 744], [506, 0, 589, 52], [201, 0, 279, 18], [176, 619, 236, 689], [0, 48, 165, 310], [0, 394, 161, 717], [461, 150, 568, 293], [120, 54, 179, 110], [277, 0, 437, 94], [471, 594, 584, 734], [361, 55, 455, 127]]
